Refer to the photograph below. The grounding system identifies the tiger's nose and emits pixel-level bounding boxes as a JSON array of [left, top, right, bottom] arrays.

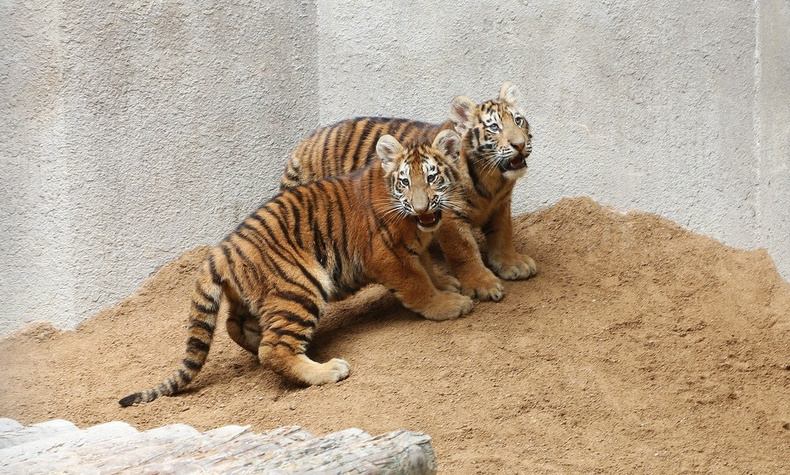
[[413, 202, 429, 214], [411, 195, 429, 214], [512, 140, 526, 154]]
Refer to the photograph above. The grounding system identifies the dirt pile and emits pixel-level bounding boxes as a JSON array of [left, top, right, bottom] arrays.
[[1, 197, 788, 473]]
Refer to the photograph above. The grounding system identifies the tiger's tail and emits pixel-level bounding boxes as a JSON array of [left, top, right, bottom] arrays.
[[118, 259, 222, 407]]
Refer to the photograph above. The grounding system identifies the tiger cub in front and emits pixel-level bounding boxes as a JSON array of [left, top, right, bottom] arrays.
[[281, 82, 536, 303], [119, 130, 470, 406]]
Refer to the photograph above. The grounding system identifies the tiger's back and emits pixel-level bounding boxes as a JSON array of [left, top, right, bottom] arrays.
[[281, 117, 452, 189], [279, 83, 538, 303]]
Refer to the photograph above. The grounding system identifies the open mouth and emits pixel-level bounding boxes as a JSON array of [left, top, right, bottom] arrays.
[[415, 210, 442, 230], [501, 155, 527, 171]]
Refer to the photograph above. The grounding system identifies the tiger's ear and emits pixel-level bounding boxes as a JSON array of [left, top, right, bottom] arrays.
[[432, 129, 462, 162], [376, 135, 403, 175], [449, 96, 477, 135], [499, 81, 523, 107]]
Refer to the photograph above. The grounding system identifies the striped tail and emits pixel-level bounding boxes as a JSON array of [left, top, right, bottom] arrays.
[[280, 146, 305, 190], [118, 261, 222, 407]]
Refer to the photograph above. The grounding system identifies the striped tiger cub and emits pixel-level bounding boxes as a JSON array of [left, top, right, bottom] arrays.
[[280, 82, 536, 302], [118, 130, 471, 406]]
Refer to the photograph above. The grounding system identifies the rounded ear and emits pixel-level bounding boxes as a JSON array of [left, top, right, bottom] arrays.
[[376, 135, 403, 175], [499, 81, 523, 106], [449, 96, 478, 135], [432, 129, 462, 162]]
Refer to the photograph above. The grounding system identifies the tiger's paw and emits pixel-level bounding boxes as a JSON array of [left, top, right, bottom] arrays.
[[293, 355, 350, 386], [489, 253, 538, 280], [432, 273, 462, 292], [458, 269, 505, 302], [420, 291, 474, 321]]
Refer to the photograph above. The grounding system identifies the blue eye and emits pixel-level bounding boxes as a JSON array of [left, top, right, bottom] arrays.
[[400, 178, 409, 186], [488, 123, 501, 133]]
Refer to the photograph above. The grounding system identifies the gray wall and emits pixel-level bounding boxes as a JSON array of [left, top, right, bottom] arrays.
[[1, 0, 788, 335]]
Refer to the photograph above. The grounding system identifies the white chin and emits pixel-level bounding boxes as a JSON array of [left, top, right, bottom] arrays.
[[503, 167, 527, 180]]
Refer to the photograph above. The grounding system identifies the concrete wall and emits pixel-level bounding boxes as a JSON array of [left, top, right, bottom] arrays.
[[1, 0, 320, 333], [757, 0, 790, 283], [1, 0, 787, 335]]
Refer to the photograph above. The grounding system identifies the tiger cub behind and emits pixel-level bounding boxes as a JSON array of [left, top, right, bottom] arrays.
[[280, 82, 537, 302], [118, 130, 470, 406]]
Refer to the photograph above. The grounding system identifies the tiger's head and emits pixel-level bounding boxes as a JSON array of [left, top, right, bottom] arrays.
[[449, 81, 532, 180], [376, 130, 462, 232]]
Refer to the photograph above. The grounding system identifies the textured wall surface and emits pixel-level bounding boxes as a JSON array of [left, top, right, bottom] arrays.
[[757, 0, 790, 283], [1, 0, 788, 335], [1, 0, 320, 333]]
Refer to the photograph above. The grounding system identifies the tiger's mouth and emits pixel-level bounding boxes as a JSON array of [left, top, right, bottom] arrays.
[[500, 154, 527, 172], [415, 210, 442, 231]]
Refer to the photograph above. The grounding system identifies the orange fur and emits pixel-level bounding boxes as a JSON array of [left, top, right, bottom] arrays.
[[280, 82, 537, 301], [119, 132, 471, 406]]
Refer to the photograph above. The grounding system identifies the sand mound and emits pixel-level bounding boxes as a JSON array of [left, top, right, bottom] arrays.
[[1, 198, 788, 473]]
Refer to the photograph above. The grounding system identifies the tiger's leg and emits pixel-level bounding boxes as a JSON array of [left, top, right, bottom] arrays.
[[485, 199, 537, 280], [226, 301, 261, 355], [257, 290, 349, 386], [419, 252, 460, 292], [437, 219, 505, 301], [372, 252, 473, 321]]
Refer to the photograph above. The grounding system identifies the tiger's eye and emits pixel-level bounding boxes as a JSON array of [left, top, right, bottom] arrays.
[[515, 116, 526, 127], [488, 123, 501, 133], [427, 173, 436, 184], [400, 178, 409, 187]]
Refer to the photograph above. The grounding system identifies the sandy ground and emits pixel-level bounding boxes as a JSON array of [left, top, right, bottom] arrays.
[[1, 197, 788, 473]]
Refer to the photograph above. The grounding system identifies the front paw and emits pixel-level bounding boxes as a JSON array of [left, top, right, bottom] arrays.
[[489, 253, 538, 280], [458, 268, 505, 302], [420, 291, 474, 321]]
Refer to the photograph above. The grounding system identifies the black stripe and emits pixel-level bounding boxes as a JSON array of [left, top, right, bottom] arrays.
[[183, 358, 203, 370], [482, 221, 496, 236], [187, 336, 210, 353], [273, 291, 320, 317], [189, 318, 216, 334], [466, 158, 490, 198], [253, 206, 326, 301], [220, 244, 245, 292], [208, 255, 222, 285], [454, 211, 472, 225], [238, 225, 316, 298], [166, 377, 177, 394], [229, 239, 263, 283], [261, 339, 300, 353], [285, 197, 304, 249], [331, 242, 343, 283], [334, 182, 351, 258], [320, 127, 333, 178], [350, 120, 376, 170], [271, 327, 311, 342], [191, 301, 217, 315], [248, 213, 303, 268], [263, 204, 300, 253], [177, 368, 192, 384], [196, 285, 218, 306], [273, 310, 318, 328]]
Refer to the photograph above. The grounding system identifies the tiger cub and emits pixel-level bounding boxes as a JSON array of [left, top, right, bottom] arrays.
[[119, 130, 470, 406], [281, 82, 536, 302]]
